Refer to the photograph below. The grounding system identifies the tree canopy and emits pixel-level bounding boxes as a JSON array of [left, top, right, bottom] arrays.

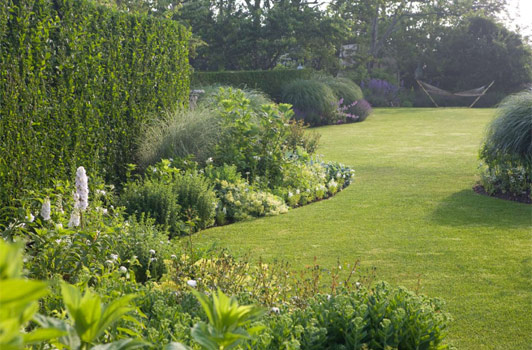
[[93, 0, 532, 93]]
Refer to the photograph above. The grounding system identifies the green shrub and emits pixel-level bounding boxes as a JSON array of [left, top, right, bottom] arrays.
[[213, 88, 294, 187], [281, 79, 338, 126], [0, 0, 190, 209], [171, 171, 217, 231], [479, 91, 532, 198], [121, 178, 184, 235], [137, 107, 222, 168], [121, 161, 216, 236], [192, 69, 314, 100]]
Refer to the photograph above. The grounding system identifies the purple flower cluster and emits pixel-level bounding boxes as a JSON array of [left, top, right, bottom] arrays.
[[361, 79, 400, 106], [362, 79, 399, 95]]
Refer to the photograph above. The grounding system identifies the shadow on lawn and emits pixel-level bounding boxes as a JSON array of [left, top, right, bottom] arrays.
[[430, 189, 532, 228]]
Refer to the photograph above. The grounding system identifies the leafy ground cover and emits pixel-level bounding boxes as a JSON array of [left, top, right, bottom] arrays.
[[194, 108, 532, 349]]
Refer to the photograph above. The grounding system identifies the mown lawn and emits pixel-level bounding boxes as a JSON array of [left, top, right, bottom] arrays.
[[193, 108, 532, 349]]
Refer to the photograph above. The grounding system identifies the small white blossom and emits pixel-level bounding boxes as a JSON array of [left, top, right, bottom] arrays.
[[149, 249, 156, 255], [105, 260, 114, 265], [119, 266, 128, 273], [271, 307, 280, 314], [171, 254, 177, 259], [40, 198, 51, 221], [187, 279, 197, 287], [27, 213, 35, 223], [110, 254, 119, 261], [296, 189, 300, 195], [95, 189, 106, 196], [288, 192, 293, 198], [55, 239, 62, 244], [55, 223, 63, 230], [355, 282, 361, 288], [206, 157, 213, 164], [150, 257, 157, 262]]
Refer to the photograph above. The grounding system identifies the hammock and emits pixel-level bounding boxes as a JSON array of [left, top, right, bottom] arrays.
[[416, 80, 495, 107]]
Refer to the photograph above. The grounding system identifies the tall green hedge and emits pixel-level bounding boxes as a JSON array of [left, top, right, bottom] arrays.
[[0, 0, 190, 207], [192, 69, 313, 100]]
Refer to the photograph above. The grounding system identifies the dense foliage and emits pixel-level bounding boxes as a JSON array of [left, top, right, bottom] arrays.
[[0, 0, 190, 209], [1, 227, 453, 350], [121, 161, 217, 237], [124, 88, 355, 231], [479, 91, 532, 199], [192, 70, 313, 100]]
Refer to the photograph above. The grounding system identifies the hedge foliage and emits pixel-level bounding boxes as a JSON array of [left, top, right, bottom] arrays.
[[0, 0, 190, 207], [192, 69, 313, 100]]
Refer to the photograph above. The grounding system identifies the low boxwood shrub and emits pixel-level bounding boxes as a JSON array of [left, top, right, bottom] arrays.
[[281, 79, 338, 126], [479, 90, 532, 199], [121, 161, 217, 236], [120, 177, 183, 234]]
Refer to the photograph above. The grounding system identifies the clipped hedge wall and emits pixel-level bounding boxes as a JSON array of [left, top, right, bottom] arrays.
[[0, 0, 190, 207], [192, 69, 313, 100]]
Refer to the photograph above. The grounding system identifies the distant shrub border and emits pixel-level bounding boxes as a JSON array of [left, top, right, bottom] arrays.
[[0, 0, 190, 208], [192, 69, 313, 100]]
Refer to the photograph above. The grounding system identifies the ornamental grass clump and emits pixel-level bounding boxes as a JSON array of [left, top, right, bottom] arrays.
[[281, 79, 337, 126], [138, 107, 222, 168], [479, 90, 532, 199], [321, 76, 364, 108]]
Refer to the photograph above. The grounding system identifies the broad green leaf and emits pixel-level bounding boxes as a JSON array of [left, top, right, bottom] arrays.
[[23, 328, 67, 344], [33, 313, 81, 350]]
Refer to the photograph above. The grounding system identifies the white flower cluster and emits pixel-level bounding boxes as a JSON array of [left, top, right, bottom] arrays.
[[69, 166, 89, 228], [40, 198, 51, 221], [75, 166, 89, 210]]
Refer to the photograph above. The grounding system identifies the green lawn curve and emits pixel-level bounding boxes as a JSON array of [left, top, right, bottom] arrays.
[[193, 108, 532, 349]]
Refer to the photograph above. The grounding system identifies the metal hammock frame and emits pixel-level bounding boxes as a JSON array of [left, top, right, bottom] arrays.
[[416, 80, 495, 108]]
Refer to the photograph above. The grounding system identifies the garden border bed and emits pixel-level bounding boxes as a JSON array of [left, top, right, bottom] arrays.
[[473, 185, 531, 204]]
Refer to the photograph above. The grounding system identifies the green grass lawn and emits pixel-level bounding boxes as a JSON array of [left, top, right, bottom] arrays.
[[193, 108, 532, 349]]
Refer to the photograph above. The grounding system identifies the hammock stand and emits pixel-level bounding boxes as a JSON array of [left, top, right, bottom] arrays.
[[416, 80, 495, 108]]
